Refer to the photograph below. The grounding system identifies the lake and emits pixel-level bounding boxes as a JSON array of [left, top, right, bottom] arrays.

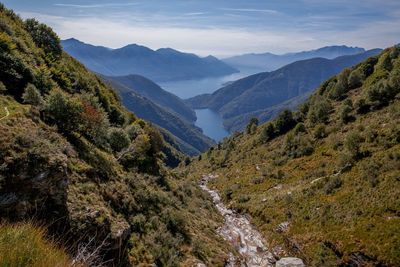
[[195, 109, 229, 142], [159, 70, 255, 99], [159, 70, 257, 142]]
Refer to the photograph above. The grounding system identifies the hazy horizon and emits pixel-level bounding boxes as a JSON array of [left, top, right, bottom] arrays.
[[3, 0, 400, 56]]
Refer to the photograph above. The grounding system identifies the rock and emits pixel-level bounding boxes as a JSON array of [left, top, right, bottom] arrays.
[[276, 257, 305, 267], [276, 221, 290, 233]]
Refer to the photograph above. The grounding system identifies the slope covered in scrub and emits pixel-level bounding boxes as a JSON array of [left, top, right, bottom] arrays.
[[184, 46, 400, 266], [0, 5, 232, 266]]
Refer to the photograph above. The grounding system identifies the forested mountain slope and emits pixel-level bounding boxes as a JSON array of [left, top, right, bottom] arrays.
[[185, 46, 400, 266], [104, 74, 196, 122], [187, 49, 382, 132], [102, 76, 215, 155], [0, 5, 231, 266]]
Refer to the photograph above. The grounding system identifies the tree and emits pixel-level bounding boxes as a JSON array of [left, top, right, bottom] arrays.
[[329, 69, 350, 100], [24, 19, 62, 59], [45, 89, 82, 133], [22, 83, 44, 107], [307, 96, 332, 124], [80, 100, 109, 146], [246, 117, 259, 134], [259, 123, 275, 143], [340, 99, 353, 124], [108, 127, 130, 152], [348, 69, 363, 89], [275, 110, 296, 134]]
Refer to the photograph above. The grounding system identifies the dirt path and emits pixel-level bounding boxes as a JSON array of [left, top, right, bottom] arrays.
[[0, 107, 9, 120], [200, 174, 276, 267]]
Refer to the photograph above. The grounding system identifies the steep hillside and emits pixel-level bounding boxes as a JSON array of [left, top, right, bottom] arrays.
[[62, 38, 238, 82], [185, 46, 400, 266], [105, 74, 196, 122], [0, 5, 231, 266], [102, 76, 215, 155], [223, 45, 367, 72], [187, 49, 382, 132]]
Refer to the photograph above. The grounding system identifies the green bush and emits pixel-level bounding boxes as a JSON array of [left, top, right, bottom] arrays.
[[22, 83, 43, 107], [340, 100, 353, 124], [108, 127, 130, 152], [348, 69, 363, 89], [324, 177, 343, 194], [44, 88, 83, 133], [246, 117, 259, 134], [275, 109, 296, 134], [344, 131, 363, 159], [259, 123, 275, 143], [308, 96, 332, 124]]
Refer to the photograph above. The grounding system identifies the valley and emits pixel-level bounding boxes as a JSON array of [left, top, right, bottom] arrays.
[[0, 1, 399, 267]]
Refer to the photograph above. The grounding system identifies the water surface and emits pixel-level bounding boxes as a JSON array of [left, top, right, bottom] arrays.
[[159, 70, 255, 99], [195, 109, 229, 142]]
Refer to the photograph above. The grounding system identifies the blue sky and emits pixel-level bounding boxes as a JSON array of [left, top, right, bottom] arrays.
[[3, 0, 400, 56]]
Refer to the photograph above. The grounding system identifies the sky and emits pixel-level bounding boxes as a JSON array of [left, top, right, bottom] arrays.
[[2, 0, 400, 57]]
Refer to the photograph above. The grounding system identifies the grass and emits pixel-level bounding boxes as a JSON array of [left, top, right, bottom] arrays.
[[184, 47, 400, 266], [0, 223, 73, 267]]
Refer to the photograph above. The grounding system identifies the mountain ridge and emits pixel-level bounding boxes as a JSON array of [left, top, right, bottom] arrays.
[[62, 38, 238, 82]]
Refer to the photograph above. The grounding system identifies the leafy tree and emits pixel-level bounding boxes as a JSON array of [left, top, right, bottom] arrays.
[[307, 96, 332, 124], [348, 69, 363, 89], [80, 99, 109, 146], [246, 117, 259, 134], [44, 89, 82, 133], [24, 19, 62, 59], [22, 83, 43, 107], [344, 131, 363, 159], [329, 69, 350, 100], [108, 127, 130, 152], [259, 123, 275, 143], [275, 110, 296, 134], [340, 99, 353, 124]]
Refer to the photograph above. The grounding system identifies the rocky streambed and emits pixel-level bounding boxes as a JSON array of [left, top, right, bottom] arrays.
[[199, 174, 305, 267]]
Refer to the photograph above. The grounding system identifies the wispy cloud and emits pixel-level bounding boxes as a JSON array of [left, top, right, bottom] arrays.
[[219, 8, 280, 14], [183, 12, 207, 16], [54, 3, 138, 8]]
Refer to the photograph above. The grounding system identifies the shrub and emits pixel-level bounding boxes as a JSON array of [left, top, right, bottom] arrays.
[[108, 127, 130, 152], [294, 122, 306, 134], [324, 177, 343, 194], [348, 69, 363, 89], [340, 100, 353, 124], [80, 98, 110, 146], [259, 123, 275, 143], [308, 96, 332, 124], [355, 98, 370, 114], [275, 109, 296, 134], [22, 83, 43, 107], [284, 132, 314, 158], [45, 89, 83, 133], [329, 69, 350, 100], [344, 131, 363, 159], [313, 124, 327, 139], [246, 117, 259, 134]]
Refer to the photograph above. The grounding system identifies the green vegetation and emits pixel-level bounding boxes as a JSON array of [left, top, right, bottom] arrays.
[[185, 46, 400, 266], [0, 4, 231, 266], [0, 223, 72, 267]]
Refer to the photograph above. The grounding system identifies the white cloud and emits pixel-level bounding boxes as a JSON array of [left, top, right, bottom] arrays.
[[54, 3, 138, 8], [19, 11, 399, 57], [219, 8, 280, 14]]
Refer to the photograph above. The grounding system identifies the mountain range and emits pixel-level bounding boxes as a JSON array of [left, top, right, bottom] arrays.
[[101, 74, 214, 155], [223, 45, 366, 73], [62, 38, 238, 82], [187, 48, 382, 132]]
